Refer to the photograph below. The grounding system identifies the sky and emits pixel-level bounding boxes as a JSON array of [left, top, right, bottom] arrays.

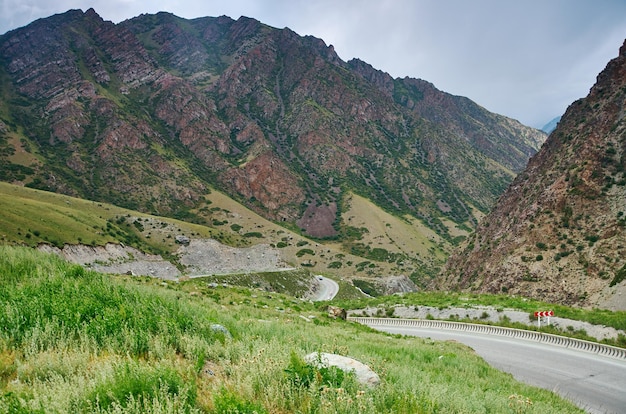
[[1, 1, 625, 129]]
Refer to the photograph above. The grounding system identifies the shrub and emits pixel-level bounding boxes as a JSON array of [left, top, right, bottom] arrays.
[[85, 361, 195, 411], [284, 351, 315, 388], [296, 248, 315, 257], [243, 232, 263, 238], [352, 279, 379, 296], [213, 388, 268, 414], [610, 264, 626, 287], [132, 220, 144, 232], [284, 352, 351, 390]]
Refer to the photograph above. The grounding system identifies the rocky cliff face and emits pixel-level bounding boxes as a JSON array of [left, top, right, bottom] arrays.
[[440, 40, 626, 309], [0, 9, 545, 280]]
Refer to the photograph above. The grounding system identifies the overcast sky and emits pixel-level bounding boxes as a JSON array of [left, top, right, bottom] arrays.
[[1, 0, 625, 128]]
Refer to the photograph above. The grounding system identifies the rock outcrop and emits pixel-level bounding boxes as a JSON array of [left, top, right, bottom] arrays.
[[304, 352, 380, 387], [440, 39, 626, 310]]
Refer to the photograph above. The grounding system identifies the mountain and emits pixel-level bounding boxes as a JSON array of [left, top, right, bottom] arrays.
[[0, 9, 545, 283], [541, 116, 561, 134], [439, 40, 626, 309]]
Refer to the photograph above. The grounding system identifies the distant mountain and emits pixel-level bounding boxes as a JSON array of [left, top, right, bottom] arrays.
[[440, 40, 626, 309], [0, 9, 545, 282], [541, 116, 561, 134]]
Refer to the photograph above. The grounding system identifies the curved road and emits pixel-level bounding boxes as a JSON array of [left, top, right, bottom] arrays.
[[366, 322, 626, 414], [310, 275, 339, 301]]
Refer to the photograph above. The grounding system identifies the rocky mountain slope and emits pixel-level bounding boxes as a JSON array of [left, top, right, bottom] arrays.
[[440, 40, 626, 310], [0, 8, 545, 282]]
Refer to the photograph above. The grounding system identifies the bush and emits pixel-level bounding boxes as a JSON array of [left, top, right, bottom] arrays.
[[296, 248, 315, 257], [353, 279, 379, 297], [213, 388, 268, 414], [284, 352, 350, 390], [85, 361, 195, 411], [284, 351, 316, 388], [243, 232, 263, 238], [610, 264, 626, 287]]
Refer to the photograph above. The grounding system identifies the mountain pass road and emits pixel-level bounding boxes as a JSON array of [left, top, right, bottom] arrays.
[[365, 322, 626, 414], [310, 276, 339, 301]]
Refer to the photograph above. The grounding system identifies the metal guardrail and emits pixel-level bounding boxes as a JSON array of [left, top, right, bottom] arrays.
[[349, 317, 626, 360]]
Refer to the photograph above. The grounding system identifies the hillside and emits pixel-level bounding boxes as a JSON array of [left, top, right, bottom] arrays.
[[0, 246, 584, 413], [0, 8, 545, 281], [440, 40, 626, 310], [0, 181, 415, 295]]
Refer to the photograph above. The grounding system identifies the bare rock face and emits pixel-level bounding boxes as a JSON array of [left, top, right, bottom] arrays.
[[221, 151, 306, 222], [304, 352, 380, 387], [177, 239, 289, 275], [440, 39, 626, 310], [37, 238, 289, 280], [38, 243, 181, 279], [376, 275, 419, 295]]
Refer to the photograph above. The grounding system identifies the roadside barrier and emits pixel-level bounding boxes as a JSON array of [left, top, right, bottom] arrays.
[[348, 317, 626, 360]]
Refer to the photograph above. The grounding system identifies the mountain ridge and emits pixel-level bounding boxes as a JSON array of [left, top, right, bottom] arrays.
[[439, 39, 626, 310], [0, 8, 545, 283]]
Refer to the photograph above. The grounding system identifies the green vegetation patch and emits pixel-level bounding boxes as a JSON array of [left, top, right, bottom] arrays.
[[610, 264, 626, 287], [0, 246, 584, 413]]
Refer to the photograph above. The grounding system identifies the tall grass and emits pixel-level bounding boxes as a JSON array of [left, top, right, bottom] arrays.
[[0, 246, 583, 413]]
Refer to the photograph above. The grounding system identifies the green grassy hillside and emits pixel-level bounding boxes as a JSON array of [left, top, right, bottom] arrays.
[[0, 182, 441, 287], [0, 246, 583, 413], [0, 181, 230, 252]]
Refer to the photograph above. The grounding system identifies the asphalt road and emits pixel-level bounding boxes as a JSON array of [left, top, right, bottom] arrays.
[[310, 275, 339, 301], [366, 323, 626, 414]]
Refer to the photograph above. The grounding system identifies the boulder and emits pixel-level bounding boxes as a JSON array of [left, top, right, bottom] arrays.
[[304, 352, 380, 387], [175, 235, 190, 245], [210, 324, 232, 339], [327, 305, 347, 320]]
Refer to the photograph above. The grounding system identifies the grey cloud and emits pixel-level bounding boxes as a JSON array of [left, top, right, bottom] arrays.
[[1, 0, 624, 127]]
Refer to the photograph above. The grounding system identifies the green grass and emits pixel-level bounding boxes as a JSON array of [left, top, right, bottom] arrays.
[[187, 268, 316, 298], [0, 246, 583, 413], [0, 181, 233, 252]]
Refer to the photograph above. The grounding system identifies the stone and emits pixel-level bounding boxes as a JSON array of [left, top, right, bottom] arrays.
[[210, 324, 232, 339], [175, 235, 190, 245], [327, 305, 347, 320], [304, 352, 380, 387]]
